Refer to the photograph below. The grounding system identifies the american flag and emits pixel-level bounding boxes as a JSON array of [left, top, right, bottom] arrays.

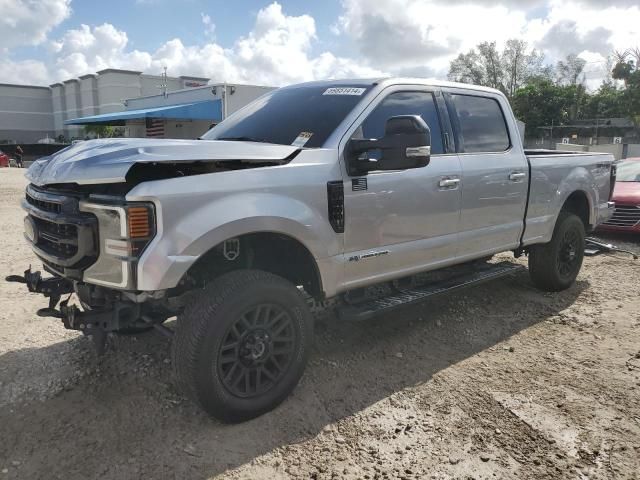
[[145, 118, 165, 138]]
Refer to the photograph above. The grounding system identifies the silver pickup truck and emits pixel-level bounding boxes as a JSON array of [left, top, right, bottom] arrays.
[[10, 78, 615, 422]]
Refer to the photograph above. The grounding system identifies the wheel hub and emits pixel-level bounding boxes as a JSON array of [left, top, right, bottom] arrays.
[[561, 244, 576, 261], [217, 304, 297, 398], [241, 330, 271, 362], [557, 229, 581, 276]]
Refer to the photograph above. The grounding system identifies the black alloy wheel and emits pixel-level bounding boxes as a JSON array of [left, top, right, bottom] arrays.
[[528, 211, 585, 292], [218, 304, 297, 398], [556, 228, 581, 279], [172, 269, 313, 422]]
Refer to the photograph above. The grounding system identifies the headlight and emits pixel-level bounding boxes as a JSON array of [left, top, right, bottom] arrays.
[[80, 201, 156, 289]]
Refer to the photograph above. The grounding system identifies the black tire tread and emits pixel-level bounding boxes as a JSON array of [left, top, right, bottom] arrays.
[[528, 211, 585, 292], [172, 269, 311, 421]]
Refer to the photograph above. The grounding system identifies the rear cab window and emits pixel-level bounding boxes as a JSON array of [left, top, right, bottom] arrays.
[[449, 94, 510, 153]]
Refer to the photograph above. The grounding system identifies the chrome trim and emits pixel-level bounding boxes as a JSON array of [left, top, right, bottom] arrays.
[[405, 146, 431, 158], [438, 178, 460, 188]]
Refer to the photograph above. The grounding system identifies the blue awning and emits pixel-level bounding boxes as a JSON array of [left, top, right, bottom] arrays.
[[64, 99, 222, 125]]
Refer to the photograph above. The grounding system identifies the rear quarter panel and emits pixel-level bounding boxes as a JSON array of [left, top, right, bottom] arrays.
[[523, 152, 614, 245]]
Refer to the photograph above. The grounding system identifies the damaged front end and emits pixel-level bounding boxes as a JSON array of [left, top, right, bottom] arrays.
[[10, 138, 300, 352], [7, 182, 174, 353], [7, 266, 174, 353]]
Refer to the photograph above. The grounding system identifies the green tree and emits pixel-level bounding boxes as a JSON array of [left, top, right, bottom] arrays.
[[511, 79, 574, 133], [448, 40, 548, 98], [582, 82, 625, 119], [83, 124, 116, 138], [555, 54, 586, 86], [611, 48, 640, 125]]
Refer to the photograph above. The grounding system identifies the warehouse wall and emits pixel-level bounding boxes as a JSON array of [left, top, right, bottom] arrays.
[[0, 84, 54, 143]]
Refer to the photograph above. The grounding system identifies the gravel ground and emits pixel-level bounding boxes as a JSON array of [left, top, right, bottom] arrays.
[[1, 167, 639, 480]]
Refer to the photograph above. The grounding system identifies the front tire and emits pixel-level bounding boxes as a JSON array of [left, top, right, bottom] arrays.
[[528, 212, 585, 292], [173, 270, 313, 422]]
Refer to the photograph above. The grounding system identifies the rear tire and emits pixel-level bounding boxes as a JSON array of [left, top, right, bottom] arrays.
[[528, 212, 585, 292], [173, 269, 313, 423]]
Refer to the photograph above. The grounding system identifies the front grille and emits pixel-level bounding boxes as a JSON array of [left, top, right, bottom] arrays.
[[603, 204, 640, 227], [33, 217, 79, 258], [26, 191, 62, 214], [23, 185, 97, 272]]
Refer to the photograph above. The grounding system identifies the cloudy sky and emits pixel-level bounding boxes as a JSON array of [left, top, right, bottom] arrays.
[[1, 0, 639, 89]]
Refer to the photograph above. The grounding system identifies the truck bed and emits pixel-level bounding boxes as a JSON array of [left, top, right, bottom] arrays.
[[522, 150, 614, 247]]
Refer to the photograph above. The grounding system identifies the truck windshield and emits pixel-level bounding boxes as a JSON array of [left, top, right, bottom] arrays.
[[616, 160, 640, 182], [201, 84, 372, 148]]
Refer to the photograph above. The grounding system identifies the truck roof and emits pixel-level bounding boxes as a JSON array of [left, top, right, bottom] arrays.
[[281, 77, 504, 96]]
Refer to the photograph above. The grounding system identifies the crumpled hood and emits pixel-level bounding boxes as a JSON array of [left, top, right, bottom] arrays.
[[26, 138, 299, 186]]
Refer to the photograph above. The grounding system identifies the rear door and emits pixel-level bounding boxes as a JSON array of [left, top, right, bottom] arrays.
[[446, 91, 528, 258], [340, 86, 462, 289]]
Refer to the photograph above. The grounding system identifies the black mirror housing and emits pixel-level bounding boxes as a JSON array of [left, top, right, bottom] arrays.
[[347, 115, 431, 175]]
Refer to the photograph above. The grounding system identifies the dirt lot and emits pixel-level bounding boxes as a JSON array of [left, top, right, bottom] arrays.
[[1, 167, 639, 479]]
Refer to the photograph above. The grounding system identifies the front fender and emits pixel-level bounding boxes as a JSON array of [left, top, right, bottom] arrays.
[[129, 175, 340, 291]]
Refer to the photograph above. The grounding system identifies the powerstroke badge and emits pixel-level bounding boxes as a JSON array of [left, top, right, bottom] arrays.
[[348, 250, 389, 262]]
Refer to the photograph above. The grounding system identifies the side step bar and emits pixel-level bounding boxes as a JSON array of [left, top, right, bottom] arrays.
[[337, 261, 525, 321]]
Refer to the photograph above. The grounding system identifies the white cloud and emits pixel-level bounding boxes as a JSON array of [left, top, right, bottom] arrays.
[[336, 0, 640, 84], [3, 0, 639, 89], [52, 23, 153, 79], [201, 13, 216, 39], [337, 0, 528, 75], [43, 2, 385, 86], [0, 0, 71, 49], [0, 58, 50, 85]]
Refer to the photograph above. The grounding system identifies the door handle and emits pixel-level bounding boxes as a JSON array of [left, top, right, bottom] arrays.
[[439, 178, 460, 188], [509, 172, 526, 181]]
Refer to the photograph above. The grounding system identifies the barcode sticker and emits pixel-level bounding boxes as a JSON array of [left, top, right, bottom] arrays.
[[323, 87, 366, 96], [292, 131, 313, 147]]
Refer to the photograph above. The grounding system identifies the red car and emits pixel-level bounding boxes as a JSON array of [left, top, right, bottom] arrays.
[[599, 157, 640, 233], [0, 149, 9, 167]]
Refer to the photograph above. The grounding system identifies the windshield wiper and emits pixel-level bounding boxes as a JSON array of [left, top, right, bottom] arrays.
[[216, 136, 270, 143]]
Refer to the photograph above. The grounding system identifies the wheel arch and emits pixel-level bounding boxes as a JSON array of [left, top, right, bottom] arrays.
[[177, 231, 325, 298], [560, 190, 592, 230]]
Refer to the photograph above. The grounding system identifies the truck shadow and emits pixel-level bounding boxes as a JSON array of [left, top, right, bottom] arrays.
[[0, 270, 587, 479]]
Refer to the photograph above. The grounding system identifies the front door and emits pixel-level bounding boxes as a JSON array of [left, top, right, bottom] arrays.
[[340, 87, 462, 290]]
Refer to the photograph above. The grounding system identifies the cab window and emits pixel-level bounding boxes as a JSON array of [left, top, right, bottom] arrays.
[[356, 91, 444, 154], [450, 94, 510, 153]]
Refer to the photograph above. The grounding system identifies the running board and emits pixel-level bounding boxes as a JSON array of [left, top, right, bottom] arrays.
[[337, 261, 525, 321]]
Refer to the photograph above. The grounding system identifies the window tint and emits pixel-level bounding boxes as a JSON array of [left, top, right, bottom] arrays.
[[357, 91, 444, 154], [202, 84, 372, 148], [451, 94, 509, 153]]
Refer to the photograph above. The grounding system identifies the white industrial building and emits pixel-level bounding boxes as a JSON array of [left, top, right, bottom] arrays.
[[0, 69, 273, 143]]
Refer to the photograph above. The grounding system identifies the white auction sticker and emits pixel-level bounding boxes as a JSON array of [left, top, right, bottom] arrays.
[[292, 131, 313, 147], [323, 87, 366, 96]]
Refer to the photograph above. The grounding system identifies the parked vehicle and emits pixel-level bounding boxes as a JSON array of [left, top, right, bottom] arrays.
[[598, 157, 640, 233], [0, 149, 9, 167], [9, 78, 615, 422]]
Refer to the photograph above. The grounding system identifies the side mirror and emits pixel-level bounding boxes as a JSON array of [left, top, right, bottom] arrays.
[[347, 115, 431, 176]]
